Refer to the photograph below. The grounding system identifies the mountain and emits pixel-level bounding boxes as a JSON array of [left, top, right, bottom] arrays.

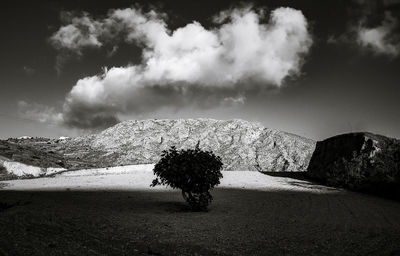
[[66, 119, 315, 172]]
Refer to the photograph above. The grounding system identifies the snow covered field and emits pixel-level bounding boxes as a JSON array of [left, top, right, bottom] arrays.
[[0, 164, 338, 193]]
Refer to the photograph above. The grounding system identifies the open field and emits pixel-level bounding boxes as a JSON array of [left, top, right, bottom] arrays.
[[0, 165, 335, 192], [1, 167, 400, 255]]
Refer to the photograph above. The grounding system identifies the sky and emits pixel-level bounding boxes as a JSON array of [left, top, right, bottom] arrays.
[[1, 0, 400, 140]]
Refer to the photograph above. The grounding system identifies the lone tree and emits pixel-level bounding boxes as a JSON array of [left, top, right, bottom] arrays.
[[151, 143, 223, 211]]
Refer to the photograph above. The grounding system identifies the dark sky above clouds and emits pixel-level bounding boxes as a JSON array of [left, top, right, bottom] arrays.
[[1, 0, 400, 140]]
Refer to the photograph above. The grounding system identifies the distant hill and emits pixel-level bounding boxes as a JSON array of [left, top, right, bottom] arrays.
[[0, 119, 316, 178], [66, 119, 315, 172]]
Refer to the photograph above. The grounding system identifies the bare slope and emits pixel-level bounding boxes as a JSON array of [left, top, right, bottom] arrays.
[[67, 119, 315, 172]]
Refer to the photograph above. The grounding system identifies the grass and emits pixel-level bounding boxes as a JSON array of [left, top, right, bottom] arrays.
[[0, 188, 400, 255]]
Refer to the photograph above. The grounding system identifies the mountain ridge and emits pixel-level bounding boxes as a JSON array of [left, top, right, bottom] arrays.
[[0, 119, 316, 177], [66, 118, 315, 172]]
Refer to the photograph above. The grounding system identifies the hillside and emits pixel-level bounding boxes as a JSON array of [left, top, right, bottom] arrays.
[[66, 119, 315, 172], [0, 119, 315, 176]]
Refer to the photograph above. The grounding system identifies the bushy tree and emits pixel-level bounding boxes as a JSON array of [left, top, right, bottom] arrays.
[[151, 143, 223, 211]]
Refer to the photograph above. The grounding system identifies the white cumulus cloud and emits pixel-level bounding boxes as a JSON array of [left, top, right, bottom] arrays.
[[50, 5, 313, 129]]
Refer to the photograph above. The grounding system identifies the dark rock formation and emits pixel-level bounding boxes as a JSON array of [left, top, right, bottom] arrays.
[[307, 132, 400, 198]]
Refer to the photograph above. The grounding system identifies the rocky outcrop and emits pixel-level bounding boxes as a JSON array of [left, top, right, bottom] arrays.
[[307, 132, 400, 198], [66, 119, 315, 172]]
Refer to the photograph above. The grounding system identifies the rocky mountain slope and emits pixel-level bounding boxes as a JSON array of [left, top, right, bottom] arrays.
[[66, 119, 315, 172]]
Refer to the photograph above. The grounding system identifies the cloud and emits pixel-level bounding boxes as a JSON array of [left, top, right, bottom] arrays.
[[357, 12, 400, 56], [328, 1, 400, 57], [49, 12, 104, 74], [17, 101, 63, 125], [50, 5, 313, 129], [222, 95, 246, 106], [50, 12, 103, 53], [106, 45, 119, 57], [49, 7, 168, 73]]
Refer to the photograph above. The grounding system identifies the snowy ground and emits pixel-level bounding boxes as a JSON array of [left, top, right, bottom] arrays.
[[0, 164, 338, 193]]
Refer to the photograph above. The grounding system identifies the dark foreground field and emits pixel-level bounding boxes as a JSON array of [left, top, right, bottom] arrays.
[[1, 188, 400, 256]]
